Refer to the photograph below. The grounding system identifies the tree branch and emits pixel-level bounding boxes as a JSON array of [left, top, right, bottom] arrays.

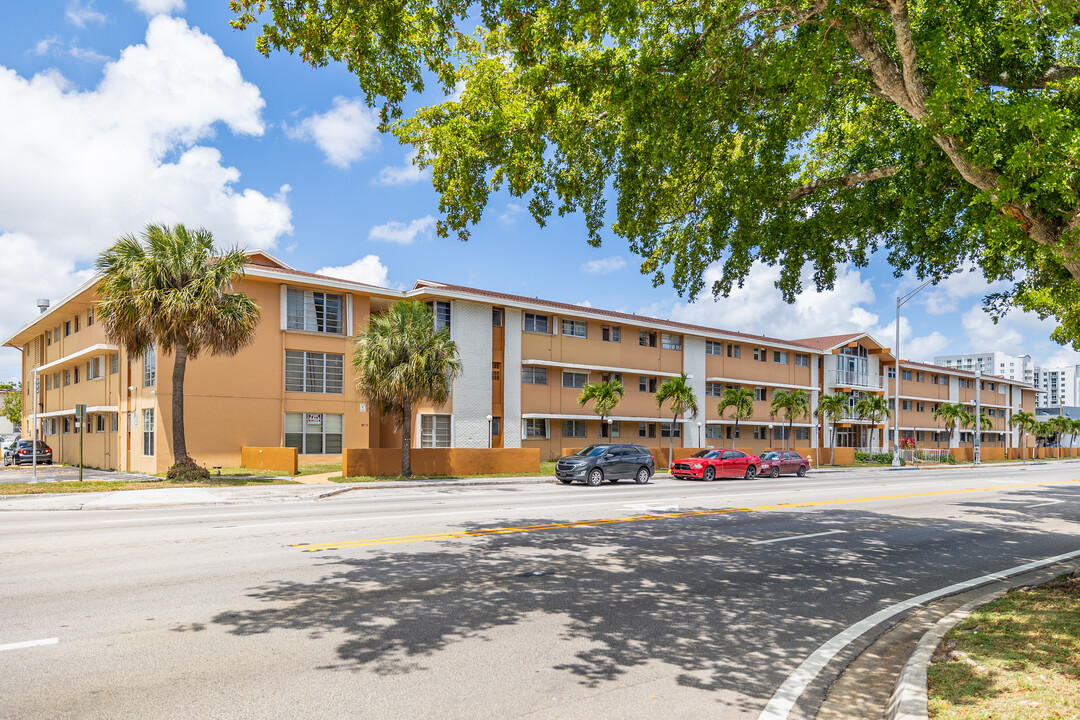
[[785, 164, 903, 201], [887, 0, 929, 111], [984, 65, 1080, 89]]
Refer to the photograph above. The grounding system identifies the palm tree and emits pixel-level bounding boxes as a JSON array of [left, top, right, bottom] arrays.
[[717, 387, 755, 449], [1009, 410, 1035, 461], [577, 378, 625, 443], [1070, 418, 1080, 455], [1031, 420, 1052, 457], [95, 224, 259, 475], [1048, 415, 1071, 458], [655, 373, 698, 467], [353, 300, 462, 477], [854, 395, 890, 454], [770, 389, 810, 450], [816, 393, 849, 465], [933, 402, 965, 453], [960, 409, 991, 458]]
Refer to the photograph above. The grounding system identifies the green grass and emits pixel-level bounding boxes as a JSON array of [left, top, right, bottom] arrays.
[[928, 574, 1080, 719], [187, 462, 344, 478], [0, 476, 300, 495], [334, 460, 559, 483]]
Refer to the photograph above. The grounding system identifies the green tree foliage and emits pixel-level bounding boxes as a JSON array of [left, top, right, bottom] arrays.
[[96, 224, 259, 475], [717, 386, 755, 449], [769, 389, 810, 451], [854, 395, 890, 454], [234, 1, 1080, 346], [932, 402, 965, 447], [353, 300, 462, 477], [816, 393, 850, 464], [2, 385, 21, 428], [577, 377, 625, 443], [654, 372, 697, 465], [1008, 410, 1036, 460]]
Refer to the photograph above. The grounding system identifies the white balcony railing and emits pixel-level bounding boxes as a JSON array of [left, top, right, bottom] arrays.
[[825, 369, 884, 391]]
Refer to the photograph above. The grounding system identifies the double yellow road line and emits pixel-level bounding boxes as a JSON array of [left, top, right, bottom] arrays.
[[293, 478, 1080, 552]]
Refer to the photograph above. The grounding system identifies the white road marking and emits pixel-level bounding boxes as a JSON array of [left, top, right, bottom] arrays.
[[1025, 499, 1066, 508], [749, 530, 846, 545], [101, 511, 270, 524], [624, 503, 680, 513], [757, 547, 1080, 720], [0, 637, 59, 652]]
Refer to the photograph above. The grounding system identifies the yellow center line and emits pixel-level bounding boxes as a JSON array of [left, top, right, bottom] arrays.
[[293, 478, 1080, 552]]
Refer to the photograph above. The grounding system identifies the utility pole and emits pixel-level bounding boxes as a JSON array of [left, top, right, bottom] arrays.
[[76, 404, 86, 481], [892, 279, 934, 467], [974, 371, 981, 466]]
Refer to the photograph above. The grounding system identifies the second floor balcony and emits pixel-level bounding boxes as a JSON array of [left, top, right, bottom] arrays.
[[825, 368, 883, 391]]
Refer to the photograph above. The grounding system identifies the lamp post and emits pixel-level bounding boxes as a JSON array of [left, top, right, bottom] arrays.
[[697, 421, 702, 447], [892, 279, 935, 467], [31, 366, 39, 482], [768, 423, 774, 450], [974, 370, 981, 465], [486, 414, 492, 449], [606, 417, 613, 443]]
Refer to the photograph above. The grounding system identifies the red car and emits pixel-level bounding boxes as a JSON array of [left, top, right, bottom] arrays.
[[670, 449, 761, 481], [758, 451, 810, 478]]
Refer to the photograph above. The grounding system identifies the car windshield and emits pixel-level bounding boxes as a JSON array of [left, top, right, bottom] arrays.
[[691, 450, 721, 459], [760, 451, 781, 460], [575, 445, 609, 457]]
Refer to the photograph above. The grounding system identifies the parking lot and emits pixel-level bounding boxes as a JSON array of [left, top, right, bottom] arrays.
[[0, 465, 157, 484]]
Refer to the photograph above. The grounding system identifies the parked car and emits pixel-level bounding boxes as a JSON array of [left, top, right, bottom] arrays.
[[758, 450, 810, 478], [556, 443, 655, 486], [0, 435, 17, 457], [671, 449, 761, 481], [3, 439, 52, 466]]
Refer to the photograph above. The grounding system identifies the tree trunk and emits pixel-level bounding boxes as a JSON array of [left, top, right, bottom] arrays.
[[787, 418, 793, 451], [401, 400, 412, 477], [670, 414, 676, 469], [599, 414, 605, 443], [732, 419, 738, 449], [171, 344, 188, 463], [831, 424, 837, 466]]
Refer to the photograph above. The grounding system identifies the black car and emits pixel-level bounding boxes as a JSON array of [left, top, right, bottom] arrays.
[[3, 439, 53, 466], [556, 443, 655, 486]]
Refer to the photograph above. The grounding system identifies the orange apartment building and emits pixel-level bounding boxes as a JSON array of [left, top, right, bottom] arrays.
[[3, 252, 1037, 470]]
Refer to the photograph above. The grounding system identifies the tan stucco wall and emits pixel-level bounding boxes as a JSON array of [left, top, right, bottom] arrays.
[[343, 447, 540, 477]]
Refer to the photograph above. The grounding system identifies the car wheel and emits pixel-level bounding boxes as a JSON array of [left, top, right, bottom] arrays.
[[635, 467, 650, 484], [745, 465, 757, 480], [559, 478, 574, 484], [769, 466, 779, 478], [797, 465, 807, 477], [586, 468, 604, 487], [703, 466, 715, 482]]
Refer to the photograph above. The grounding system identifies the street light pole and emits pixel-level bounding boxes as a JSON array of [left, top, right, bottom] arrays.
[[892, 279, 934, 467], [974, 370, 981, 465], [606, 417, 613, 443], [31, 366, 39, 482], [697, 421, 702, 447], [486, 414, 492, 449]]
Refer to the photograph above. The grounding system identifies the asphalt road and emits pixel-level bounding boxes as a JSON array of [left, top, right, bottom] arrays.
[[3, 464, 1080, 719]]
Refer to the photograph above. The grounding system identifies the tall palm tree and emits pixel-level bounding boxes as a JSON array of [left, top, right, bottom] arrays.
[[1070, 418, 1080, 455], [717, 387, 755, 449], [769, 389, 810, 450], [1048, 415, 1071, 458], [95, 224, 259, 474], [1009, 410, 1035, 461], [353, 300, 462, 477], [853, 395, 890, 454], [960, 409, 991, 457], [816, 393, 849, 465], [655, 373, 698, 467], [577, 378, 625, 443], [932, 402, 965, 453], [1031, 420, 1051, 457]]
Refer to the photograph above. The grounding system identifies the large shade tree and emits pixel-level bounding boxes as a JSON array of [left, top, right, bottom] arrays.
[[353, 300, 462, 477], [95, 224, 260, 475], [654, 373, 698, 467], [577, 377, 625, 443], [234, 2, 1080, 347]]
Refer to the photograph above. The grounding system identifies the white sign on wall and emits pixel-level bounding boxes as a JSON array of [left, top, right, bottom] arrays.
[[306, 413, 323, 425]]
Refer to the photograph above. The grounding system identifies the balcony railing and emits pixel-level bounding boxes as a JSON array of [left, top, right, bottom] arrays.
[[825, 369, 884, 391]]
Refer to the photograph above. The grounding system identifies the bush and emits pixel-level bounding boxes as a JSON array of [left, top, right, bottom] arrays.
[[166, 457, 210, 482], [941, 454, 958, 464], [854, 451, 895, 464]]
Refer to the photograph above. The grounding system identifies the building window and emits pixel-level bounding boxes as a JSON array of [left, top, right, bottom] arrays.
[[728, 343, 740, 359], [639, 376, 658, 393], [492, 308, 503, 327], [706, 425, 724, 440], [601, 420, 621, 438], [144, 346, 156, 387], [74, 314, 80, 332], [64, 321, 71, 337], [887, 367, 896, 378], [602, 325, 621, 342], [902, 400, 912, 411], [660, 423, 681, 438], [525, 418, 548, 438], [143, 409, 155, 456], [795, 354, 809, 367], [661, 333, 682, 351], [773, 350, 788, 364], [287, 288, 345, 335], [87, 307, 94, 326], [562, 371, 588, 389], [63, 370, 71, 386], [53, 372, 59, 388], [917, 402, 925, 412], [754, 347, 763, 361], [639, 330, 657, 347], [73, 367, 80, 384], [917, 372, 924, 382], [96, 415, 105, 433], [522, 366, 548, 385], [46, 332, 51, 347], [492, 362, 501, 381], [601, 372, 623, 384], [901, 370, 912, 381], [53, 327, 59, 343], [420, 415, 452, 448], [562, 420, 586, 438], [931, 373, 939, 384], [284, 412, 344, 454], [285, 351, 345, 394], [64, 417, 71, 434], [110, 353, 119, 374], [523, 312, 549, 333], [795, 428, 809, 441], [87, 357, 102, 380], [773, 427, 784, 440], [940, 375, 949, 385], [754, 387, 766, 401], [706, 340, 723, 356], [638, 422, 656, 439], [425, 301, 451, 332], [754, 427, 764, 440], [45, 375, 51, 391], [705, 382, 724, 397], [562, 319, 587, 338]]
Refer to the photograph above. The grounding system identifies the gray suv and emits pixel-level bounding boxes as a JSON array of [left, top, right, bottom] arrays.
[[556, 444, 655, 486]]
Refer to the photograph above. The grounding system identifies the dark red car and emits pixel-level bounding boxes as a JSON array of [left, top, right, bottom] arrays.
[[670, 449, 761, 481], [758, 450, 810, 478]]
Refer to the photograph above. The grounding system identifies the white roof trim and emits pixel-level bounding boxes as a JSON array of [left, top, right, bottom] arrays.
[[35, 405, 117, 419], [521, 413, 695, 423], [243, 249, 295, 270], [37, 344, 119, 373], [245, 266, 404, 298], [523, 359, 683, 378], [2, 273, 102, 347], [706, 376, 815, 391]]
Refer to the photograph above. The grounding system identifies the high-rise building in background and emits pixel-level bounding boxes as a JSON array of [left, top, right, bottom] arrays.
[[934, 352, 1078, 408]]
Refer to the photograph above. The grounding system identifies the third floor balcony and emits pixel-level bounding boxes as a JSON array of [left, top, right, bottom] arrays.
[[825, 368, 883, 391]]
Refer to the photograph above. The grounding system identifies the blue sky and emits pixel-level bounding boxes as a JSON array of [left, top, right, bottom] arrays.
[[1, 0, 1076, 383]]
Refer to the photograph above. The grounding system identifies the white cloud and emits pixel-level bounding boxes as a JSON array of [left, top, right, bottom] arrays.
[[499, 202, 526, 226], [124, 0, 185, 15], [69, 45, 108, 63], [32, 37, 62, 56], [67, 0, 107, 27], [576, 300, 593, 308], [315, 255, 391, 288], [0, 16, 293, 378], [372, 150, 426, 186], [920, 266, 1010, 316], [870, 317, 951, 362], [368, 215, 435, 245], [581, 256, 627, 275], [287, 97, 380, 169]]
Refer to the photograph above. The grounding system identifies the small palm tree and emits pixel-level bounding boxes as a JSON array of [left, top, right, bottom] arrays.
[[655, 373, 698, 467], [770, 389, 810, 451], [717, 387, 755, 449], [854, 395, 890, 454], [1009, 410, 1035, 461], [933, 402, 964, 451], [577, 378, 625, 443], [816, 393, 849, 465], [96, 224, 260, 475], [353, 300, 462, 477], [960, 409, 991, 457], [1049, 415, 1071, 458], [1070, 418, 1080, 454]]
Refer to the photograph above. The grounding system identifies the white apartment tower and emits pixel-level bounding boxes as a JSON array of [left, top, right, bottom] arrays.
[[934, 351, 1078, 408]]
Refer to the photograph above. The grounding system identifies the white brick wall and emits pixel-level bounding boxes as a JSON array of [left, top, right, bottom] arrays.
[[503, 309, 522, 448], [449, 300, 492, 448], [683, 336, 706, 447]]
